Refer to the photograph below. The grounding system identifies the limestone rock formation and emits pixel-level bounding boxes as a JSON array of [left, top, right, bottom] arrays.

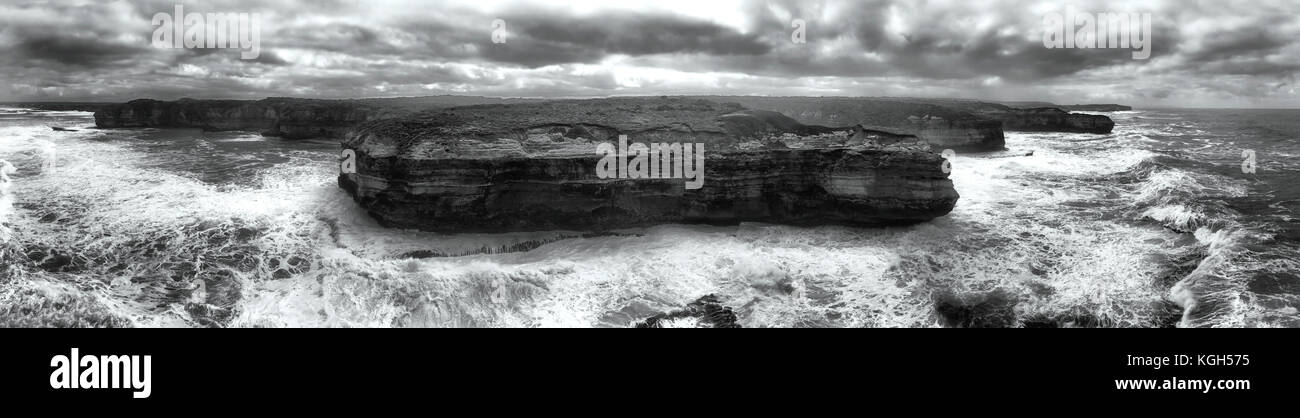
[[338, 97, 959, 232], [93, 98, 381, 139], [694, 96, 1006, 151]]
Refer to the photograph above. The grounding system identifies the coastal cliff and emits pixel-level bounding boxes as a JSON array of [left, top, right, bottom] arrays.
[[695, 96, 1006, 152], [912, 99, 1115, 134], [338, 98, 958, 232], [93, 98, 382, 139], [999, 102, 1133, 112], [91, 96, 541, 139], [1059, 104, 1132, 111], [92, 95, 1117, 141], [994, 107, 1116, 133]]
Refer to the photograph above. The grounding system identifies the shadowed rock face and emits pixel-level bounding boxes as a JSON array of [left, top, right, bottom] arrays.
[[906, 99, 1115, 134], [338, 97, 958, 232], [92, 95, 1116, 142], [694, 96, 1006, 152], [984, 107, 1114, 134], [726, 97, 1115, 139], [91, 96, 539, 139]]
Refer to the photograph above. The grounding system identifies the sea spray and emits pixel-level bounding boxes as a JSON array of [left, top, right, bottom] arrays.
[[2, 108, 1297, 328], [0, 160, 16, 243]]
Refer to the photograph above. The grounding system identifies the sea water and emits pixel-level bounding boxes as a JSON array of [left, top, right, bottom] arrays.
[[1, 107, 1296, 327]]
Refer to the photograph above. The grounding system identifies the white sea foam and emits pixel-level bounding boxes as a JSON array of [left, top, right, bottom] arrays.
[[2, 110, 1286, 328], [1141, 205, 1204, 232], [228, 124, 1189, 328], [0, 160, 16, 243]]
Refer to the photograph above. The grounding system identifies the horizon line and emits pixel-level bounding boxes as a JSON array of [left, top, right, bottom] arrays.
[[3, 95, 1299, 110]]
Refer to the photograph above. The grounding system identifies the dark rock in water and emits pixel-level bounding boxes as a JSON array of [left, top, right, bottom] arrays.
[[24, 247, 82, 273], [636, 294, 741, 328], [339, 97, 958, 232], [1019, 303, 1182, 328], [0, 288, 133, 328], [1021, 312, 1107, 328], [932, 290, 1018, 328], [184, 303, 233, 328], [50, 126, 78, 132]]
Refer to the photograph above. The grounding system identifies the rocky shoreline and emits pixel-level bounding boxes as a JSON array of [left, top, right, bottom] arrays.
[[83, 94, 1125, 232]]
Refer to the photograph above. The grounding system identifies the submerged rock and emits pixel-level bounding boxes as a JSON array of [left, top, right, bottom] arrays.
[[932, 290, 1019, 328], [636, 294, 741, 328], [338, 97, 959, 232]]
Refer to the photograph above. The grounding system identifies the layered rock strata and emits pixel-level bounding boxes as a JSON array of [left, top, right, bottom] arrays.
[[907, 99, 1115, 134], [338, 98, 959, 232], [93, 98, 381, 139], [695, 96, 1006, 152]]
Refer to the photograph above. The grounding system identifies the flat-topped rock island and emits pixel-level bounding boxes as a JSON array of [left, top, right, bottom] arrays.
[[338, 97, 960, 232]]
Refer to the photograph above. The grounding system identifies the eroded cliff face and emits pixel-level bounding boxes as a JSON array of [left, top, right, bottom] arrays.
[[907, 99, 1116, 134], [93, 96, 1117, 142], [695, 96, 1006, 152], [983, 107, 1115, 134], [93, 98, 382, 139], [338, 98, 958, 232]]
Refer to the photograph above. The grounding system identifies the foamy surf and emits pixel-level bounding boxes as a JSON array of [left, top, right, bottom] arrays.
[[1, 108, 1297, 328]]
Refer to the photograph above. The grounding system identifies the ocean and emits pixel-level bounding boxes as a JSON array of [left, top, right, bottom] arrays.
[[1, 107, 1297, 327]]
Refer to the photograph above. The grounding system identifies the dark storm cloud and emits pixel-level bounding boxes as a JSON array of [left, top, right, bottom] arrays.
[[378, 7, 772, 67], [11, 34, 148, 67], [711, 0, 1186, 82], [1175, 22, 1300, 77], [506, 10, 771, 57], [273, 22, 391, 53], [1, 2, 152, 69], [2, 0, 1297, 107]]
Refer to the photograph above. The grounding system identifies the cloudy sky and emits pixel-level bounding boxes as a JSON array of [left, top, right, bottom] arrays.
[[1, 0, 1297, 107]]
